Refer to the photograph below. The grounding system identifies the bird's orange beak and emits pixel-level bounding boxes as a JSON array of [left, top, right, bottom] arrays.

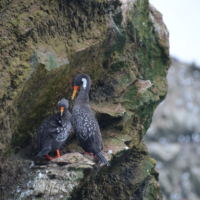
[[72, 86, 79, 100], [60, 106, 64, 116]]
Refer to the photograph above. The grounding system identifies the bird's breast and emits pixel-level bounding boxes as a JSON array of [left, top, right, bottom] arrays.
[[72, 107, 97, 141]]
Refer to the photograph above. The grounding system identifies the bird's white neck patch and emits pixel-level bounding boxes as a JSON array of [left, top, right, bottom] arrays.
[[82, 78, 87, 89]]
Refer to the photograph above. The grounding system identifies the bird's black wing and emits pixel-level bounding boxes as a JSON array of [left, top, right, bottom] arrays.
[[48, 113, 72, 142], [72, 107, 100, 151], [38, 113, 62, 148], [37, 116, 53, 149]]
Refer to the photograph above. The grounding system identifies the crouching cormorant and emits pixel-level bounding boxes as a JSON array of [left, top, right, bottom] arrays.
[[71, 73, 110, 166], [37, 98, 72, 160]]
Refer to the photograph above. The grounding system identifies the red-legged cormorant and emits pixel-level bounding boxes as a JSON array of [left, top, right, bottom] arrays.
[[37, 98, 72, 160], [71, 74, 110, 166]]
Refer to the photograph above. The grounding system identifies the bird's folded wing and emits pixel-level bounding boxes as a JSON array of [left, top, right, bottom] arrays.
[[48, 118, 62, 137]]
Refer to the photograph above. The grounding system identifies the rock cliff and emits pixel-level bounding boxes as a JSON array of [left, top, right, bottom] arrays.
[[0, 0, 169, 199]]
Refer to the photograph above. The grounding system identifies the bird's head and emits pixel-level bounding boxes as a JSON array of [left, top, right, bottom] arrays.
[[58, 98, 69, 116], [72, 73, 91, 100]]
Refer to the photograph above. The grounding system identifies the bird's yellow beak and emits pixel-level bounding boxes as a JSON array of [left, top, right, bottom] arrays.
[[60, 107, 64, 116], [72, 86, 79, 100]]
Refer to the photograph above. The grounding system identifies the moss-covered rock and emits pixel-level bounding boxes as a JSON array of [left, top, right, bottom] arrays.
[[0, 0, 169, 199]]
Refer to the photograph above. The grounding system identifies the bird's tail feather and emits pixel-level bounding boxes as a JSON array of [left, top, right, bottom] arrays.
[[36, 148, 50, 157], [95, 152, 110, 166]]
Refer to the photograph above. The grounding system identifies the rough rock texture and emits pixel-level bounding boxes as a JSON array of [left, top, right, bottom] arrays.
[[0, 0, 169, 199], [145, 58, 200, 200]]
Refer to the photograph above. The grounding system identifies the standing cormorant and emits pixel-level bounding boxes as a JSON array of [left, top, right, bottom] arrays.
[[71, 73, 110, 166], [37, 98, 72, 160]]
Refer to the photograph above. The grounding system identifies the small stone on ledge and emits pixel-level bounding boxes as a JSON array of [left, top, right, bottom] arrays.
[[50, 152, 95, 167]]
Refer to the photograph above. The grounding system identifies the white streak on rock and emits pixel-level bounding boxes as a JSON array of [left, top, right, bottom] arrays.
[[108, 150, 113, 154]]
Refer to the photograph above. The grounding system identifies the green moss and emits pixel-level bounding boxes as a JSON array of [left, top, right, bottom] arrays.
[[113, 9, 123, 26], [71, 170, 84, 180], [143, 177, 163, 200], [140, 102, 160, 134], [70, 143, 161, 200], [105, 30, 127, 58], [111, 51, 119, 60], [124, 83, 140, 109], [110, 61, 125, 71], [123, 80, 161, 134], [48, 54, 57, 71], [126, 0, 169, 97], [30, 53, 38, 67], [119, 68, 136, 86], [11, 63, 69, 147]]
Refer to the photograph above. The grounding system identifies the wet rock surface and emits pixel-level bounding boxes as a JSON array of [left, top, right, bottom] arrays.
[[0, 0, 169, 199], [145, 58, 200, 200], [9, 153, 96, 199]]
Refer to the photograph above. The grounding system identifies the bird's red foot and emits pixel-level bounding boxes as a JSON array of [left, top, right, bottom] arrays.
[[46, 150, 61, 160], [54, 149, 61, 158], [46, 154, 53, 160], [94, 155, 98, 160], [87, 152, 98, 160]]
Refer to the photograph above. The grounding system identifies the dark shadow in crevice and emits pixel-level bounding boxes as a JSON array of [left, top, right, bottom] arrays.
[[96, 113, 123, 130]]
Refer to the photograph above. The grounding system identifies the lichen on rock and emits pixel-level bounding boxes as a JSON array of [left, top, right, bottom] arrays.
[[0, 0, 169, 199]]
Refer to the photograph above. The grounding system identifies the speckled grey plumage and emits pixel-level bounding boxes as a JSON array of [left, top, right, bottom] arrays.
[[72, 105, 103, 151], [37, 98, 72, 157], [71, 74, 110, 166]]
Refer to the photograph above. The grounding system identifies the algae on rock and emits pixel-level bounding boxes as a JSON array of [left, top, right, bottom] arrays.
[[0, 0, 169, 199]]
